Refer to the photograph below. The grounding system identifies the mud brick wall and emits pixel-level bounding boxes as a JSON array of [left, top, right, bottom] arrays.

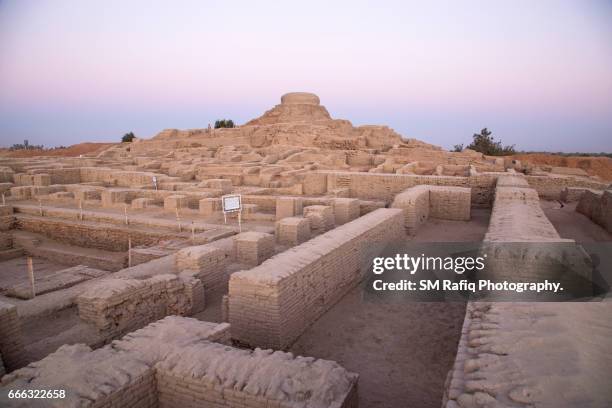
[[443, 176, 600, 408], [2, 315, 354, 407], [525, 174, 608, 200], [0, 344, 158, 408], [175, 244, 230, 290], [229, 208, 404, 349], [391, 185, 470, 234], [155, 343, 358, 408], [242, 194, 278, 211], [46, 168, 79, 184], [33, 173, 50, 186], [13, 173, 34, 186], [391, 185, 430, 234], [198, 197, 222, 215], [321, 170, 496, 207], [77, 275, 203, 341], [15, 215, 175, 251], [428, 186, 471, 220], [233, 231, 275, 266], [0, 301, 26, 372], [485, 186, 563, 242], [276, 196, 303, 219], [164, 194, 189, 210], [576, 189, 612, 233], [80, 167, 167, 188], [303, 172, 328, 195], [481, 178, 591, 285], [199, 178, 232, 194], [0, 205, 14, 231], [560, 186, 590, 203], [276, 216, 311, 245], [303, 204, 335, 233], [332, 198, 360, 225]]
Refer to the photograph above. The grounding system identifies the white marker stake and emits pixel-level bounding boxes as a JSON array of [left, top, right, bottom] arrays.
[[39, 199, 43, 216], [79, 199, 83, 221], [27, 257, 35, 298], [124, 205, 129, 225], [1, 193, 5, 206], [128, 237, 132, 268], [191, 221, 195, 240], [176, 208, 182, 232], [238, 211, 242, 232]]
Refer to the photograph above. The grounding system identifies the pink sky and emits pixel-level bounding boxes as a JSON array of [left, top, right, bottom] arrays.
[[1, 0, 611, 152]]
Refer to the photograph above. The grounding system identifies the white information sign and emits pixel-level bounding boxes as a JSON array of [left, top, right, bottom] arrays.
[[222, 194, 241, 213]]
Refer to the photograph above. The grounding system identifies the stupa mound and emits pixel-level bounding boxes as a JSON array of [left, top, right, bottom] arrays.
[[280, 92, 321, 105]]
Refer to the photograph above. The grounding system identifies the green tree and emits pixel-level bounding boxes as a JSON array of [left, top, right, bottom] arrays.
[[214, 119, 235, 129], [122, 132, 135, 143], [466, 128, 515, 156], [452, 144, 464, 152]]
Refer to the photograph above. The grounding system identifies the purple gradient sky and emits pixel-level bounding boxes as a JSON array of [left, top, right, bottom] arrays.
[[1, 0, 611, 152]]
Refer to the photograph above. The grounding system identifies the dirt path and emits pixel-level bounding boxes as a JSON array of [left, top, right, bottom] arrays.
[[541, 200, 612, 242], [290, 210, 490, 408]]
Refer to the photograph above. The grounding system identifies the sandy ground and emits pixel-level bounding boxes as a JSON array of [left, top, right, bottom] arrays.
[[541, 200, 612, 242], [289, 210, 491, 408]]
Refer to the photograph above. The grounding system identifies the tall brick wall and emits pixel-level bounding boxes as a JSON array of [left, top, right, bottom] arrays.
[[0, 301, 27, 372], [0, 317, 357, 408], [229, 208, 405, 349]]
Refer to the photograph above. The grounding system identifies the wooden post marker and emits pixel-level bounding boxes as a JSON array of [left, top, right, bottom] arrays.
[[128, 237, 132, 268], [175, 208, 182, 232], [27, 257, 36, 298]]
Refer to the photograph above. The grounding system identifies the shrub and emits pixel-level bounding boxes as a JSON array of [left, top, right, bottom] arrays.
[[122, 132, 135, 143], [214, 119, 235, 129], [466, 128, 515, 156]]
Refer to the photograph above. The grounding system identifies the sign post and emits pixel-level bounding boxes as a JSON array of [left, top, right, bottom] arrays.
[[221, 194, 242, 232]]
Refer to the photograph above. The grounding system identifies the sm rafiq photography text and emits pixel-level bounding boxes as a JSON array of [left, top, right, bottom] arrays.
[[371, 254, 563, 293]]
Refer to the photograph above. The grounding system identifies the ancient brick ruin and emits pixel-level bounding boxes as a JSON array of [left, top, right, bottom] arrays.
[[0, 93, 610, 407]]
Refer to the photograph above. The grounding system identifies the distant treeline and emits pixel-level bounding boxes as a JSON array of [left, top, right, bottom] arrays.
[[516, 151, 612, 158], [453, 129, 611, 158], [8, 140, 67, 151]]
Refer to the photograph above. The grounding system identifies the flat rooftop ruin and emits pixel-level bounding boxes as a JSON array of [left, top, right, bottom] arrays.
[[0, 92, 610, 407]]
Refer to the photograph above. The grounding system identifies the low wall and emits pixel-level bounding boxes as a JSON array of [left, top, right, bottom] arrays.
[[443, 176, 604, 408], [15, 214, 178, 251], [0, 301, 26, 373], [390, 185, 470, 234], [229, 208, 405, 349], [0, 316, 357, 408], [77, 274, 204, 341], [526, 174, 608, 200], [319, 170, 497, 207], [576, 189, 612, 233]]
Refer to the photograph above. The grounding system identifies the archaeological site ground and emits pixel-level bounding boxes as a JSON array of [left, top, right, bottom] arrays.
[[0, 92, 611, 407]]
